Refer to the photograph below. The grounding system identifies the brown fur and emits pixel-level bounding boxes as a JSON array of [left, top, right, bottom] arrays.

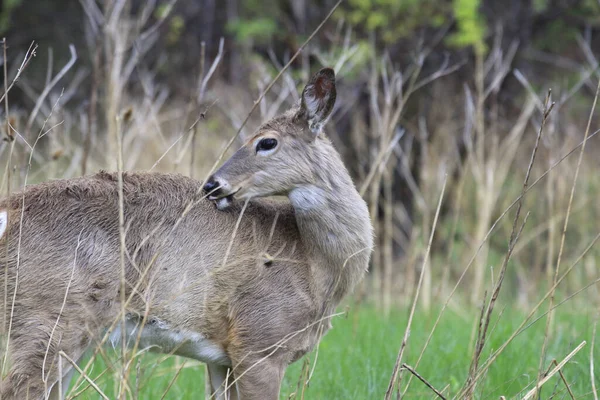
[[0, 68, 373, 399]]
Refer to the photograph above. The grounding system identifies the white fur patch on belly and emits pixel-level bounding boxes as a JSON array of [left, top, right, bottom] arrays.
[[0, 210, 7, 239], [109, 317, 230, 366]]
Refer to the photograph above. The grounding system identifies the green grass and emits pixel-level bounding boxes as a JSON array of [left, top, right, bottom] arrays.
[[74, 304, 599, 399]]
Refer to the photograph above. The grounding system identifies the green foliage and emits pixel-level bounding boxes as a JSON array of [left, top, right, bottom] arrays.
[[572, 0, 600, 20], [341, 0, 490, 55], [227, 18, 278, 45], [152, 2, 183, 46], [447, 0, 487, 55], [531, 0, 600, 51], [167, 15, 184, 45], [225, 0, 281, 46], [533, 0, 549, 13], [535, 19, 578, 52], [0, 0, 22, 34], [341, 0, 451, 44], [154, 2, 174, 19]]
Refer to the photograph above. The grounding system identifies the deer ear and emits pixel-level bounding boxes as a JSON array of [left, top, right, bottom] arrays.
[[298, 68, 337, 136]]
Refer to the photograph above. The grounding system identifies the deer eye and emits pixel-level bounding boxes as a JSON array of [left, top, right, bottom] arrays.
[[256, 138, 278, 153]]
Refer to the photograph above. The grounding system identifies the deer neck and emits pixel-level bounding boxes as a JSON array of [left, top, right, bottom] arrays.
[[288, 145, 373, 304]]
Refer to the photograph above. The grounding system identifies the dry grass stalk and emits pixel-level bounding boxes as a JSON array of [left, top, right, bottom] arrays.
[[222, 311, 346, 394], [25, 45, 76, 137], [459, 229, 600, 397], [0, 40, 37, 217], [400, 125, 600, 398], [542, 359, 576, 400], [159, 360, 186, 400], [0, 41, 37, 106], [170, 39, 223, 171], [534, 77, 600, 399], [2, 90, 64, 380], [59, 351, 109, 400], [287, 357, 310, 400], [42, 231, 82, 395], [523, 341, 586, 400], [358, 44, 461, 314], [592, 314, 599, 400], [384, 175, 447, 400], [462, 90, 554, 399], [513, 355, 577, 399], [1, 38, 11, 358], [150, 98, 217, 172], [101, 0, 177, 169], [468, 39, 522, 305], [400, 363, 446, 400], [115, 111, 129, 399], [81, 31, 102, 175], [191, 41, 206, 180]]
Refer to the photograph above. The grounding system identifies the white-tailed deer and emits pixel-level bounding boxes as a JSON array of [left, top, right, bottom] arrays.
[[0, 68, 373, 399]]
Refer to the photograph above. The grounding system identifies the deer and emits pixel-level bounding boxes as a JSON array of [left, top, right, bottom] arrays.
[[0, 67, 373, 400]]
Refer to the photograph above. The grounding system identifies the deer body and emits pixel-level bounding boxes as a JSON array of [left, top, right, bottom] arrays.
[[0, 68, 373, 399]]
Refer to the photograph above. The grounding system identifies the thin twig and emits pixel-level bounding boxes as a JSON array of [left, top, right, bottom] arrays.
[[0, 41, 37, 105], [42, 230, 84, 391], [545, 359, 576, 400], [221, 199, 249, 269], [115, 112, 128, 400], [519, 276, 600, 335], [2, 91, 64, 376], [522, 342, 586, 400], [400, 363, 446, 400], [463, 229, 600, 394], [462, 90, 553, 398], [25, 44, 77, 135], [198, 38, 224, 102], [384, 175, 447, 399], [1, 37, 11, 343], [59, 351, 110, 400], [223, 311, 346, 394], [401, 125, 600, 397], [191, 41, 206, 179], [536, 77, 600, 399], [82, 36, 102, 175], [591, 313, 599, 400], [159, 360, 186, 400], [359, 130, 403, 197]]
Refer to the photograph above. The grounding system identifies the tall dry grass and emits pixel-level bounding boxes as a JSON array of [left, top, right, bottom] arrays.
[[0, 2, 599, 398]]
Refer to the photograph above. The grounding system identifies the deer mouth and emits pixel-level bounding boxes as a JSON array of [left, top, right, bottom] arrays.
[[214, 194, 233, 210], [210, 189, 240, 210]]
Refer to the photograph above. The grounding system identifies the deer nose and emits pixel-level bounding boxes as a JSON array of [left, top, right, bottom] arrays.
[[203, 178, 222, 198]]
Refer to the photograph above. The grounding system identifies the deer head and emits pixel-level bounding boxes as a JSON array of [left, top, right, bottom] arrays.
[[203, 68, 338, 210]]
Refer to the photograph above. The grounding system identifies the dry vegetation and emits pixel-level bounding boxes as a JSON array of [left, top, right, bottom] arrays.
[[0, 1, 599, 399]]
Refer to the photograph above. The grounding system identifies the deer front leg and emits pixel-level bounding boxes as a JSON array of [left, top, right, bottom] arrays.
[[47, 365, 76, 400], [207, 363, 238, 400], [231, 358, 285, 400]]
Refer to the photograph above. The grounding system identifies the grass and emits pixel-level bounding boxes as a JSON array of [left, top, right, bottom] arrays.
[[73, 302, 599, 399], [2, 3, 600, 399]]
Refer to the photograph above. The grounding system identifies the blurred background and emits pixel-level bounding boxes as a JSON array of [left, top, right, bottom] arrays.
[[1, 0, 600, 315], [2, 1, 600, 398]]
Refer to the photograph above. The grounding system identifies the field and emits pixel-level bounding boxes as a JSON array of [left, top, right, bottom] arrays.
[[74, 304, 598, 399], [2, 1, 600, 399]]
